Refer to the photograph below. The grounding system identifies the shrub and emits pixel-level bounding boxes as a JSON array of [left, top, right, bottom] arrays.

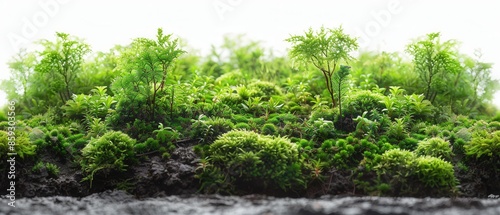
[[62, 86, 116, 121], [415, 137, 453, 161], [81, 131, 137, 185], [261, 123, 278, 135], [375, 149, 416, 181], [32, 161, 45, 172], [331, 138, 356, 169], [86, 117, 109, 138], [154, 123, 180, 144], [198, 130, 304, 194], [411, 122, 428, 134]]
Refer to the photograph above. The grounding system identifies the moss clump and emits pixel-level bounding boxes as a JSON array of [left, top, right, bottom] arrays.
[[190, 115, 234, 144], [0, 130, 36, 160], [415, 137, 453, 161], [81, 131, 137, 185], [261, 123, 278, 135], [198, 130, 304, 194], [374, 149, 458, 196]]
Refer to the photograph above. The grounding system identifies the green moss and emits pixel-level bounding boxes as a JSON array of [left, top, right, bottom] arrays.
[[190, 115, 234, 144], [414, 156, 457, 191], [342, 90, 386, 118], [415, 137, 453, 161], [45, 162, 60, 177], [0, 130, 36, 160], [465, 130, 500, 159], [32, 162, 60, 178], [374, 149, 458, 196], [399, 137, 419, 151], [81, 131, 137, 186], [198, 130, 305, 194], [235, 122, 251, 130], [261, 123, 278, 135], [247, 81, 282, 100], [423, 125, 441, 137], [305, 118, 335, 141]]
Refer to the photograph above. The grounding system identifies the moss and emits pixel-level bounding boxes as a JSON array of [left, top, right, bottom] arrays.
[[415, 137, 453, 161], [198, 130, 305, 194], [261, 123, 278, 135], [414, 156, 457, 192], [0, 130, 36, 160], [374, 149, 458, 196], [247, 81, 283, 100], [305, 118, 336, 142], [81, 131, 137, 186], [190, 115, 234, 144], [399, 137, 419, 151], [465, 130, 500, 160], [235, 122, 251, 130], [342, 90, 386, 118]]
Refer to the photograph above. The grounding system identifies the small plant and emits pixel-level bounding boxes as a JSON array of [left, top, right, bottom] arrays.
[[32, 162, 60, 178], [385, 118, 408, 141], [247, 81, 283, 100], [353, 112, 378, 138], [86, 117, 108, 138], [415, 137, 453, 161], [32, 162, 45, 172], [45, 162, 60, 177]]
